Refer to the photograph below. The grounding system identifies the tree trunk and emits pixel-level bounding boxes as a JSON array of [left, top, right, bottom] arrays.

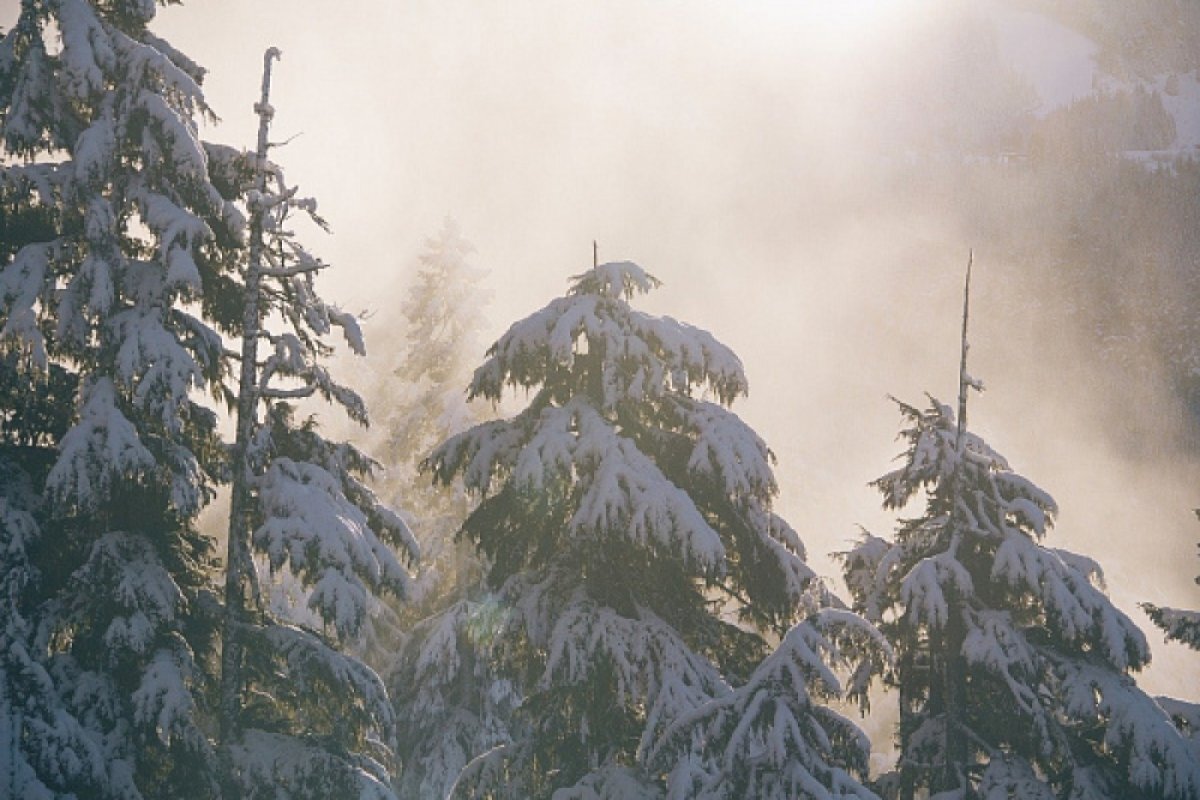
[[897, 645, 916, 800], [939, 606, 969, 796], [218, 48, 280, 800]]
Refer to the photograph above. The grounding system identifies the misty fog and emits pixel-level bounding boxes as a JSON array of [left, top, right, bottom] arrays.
[[8, 0, 1196, 704]]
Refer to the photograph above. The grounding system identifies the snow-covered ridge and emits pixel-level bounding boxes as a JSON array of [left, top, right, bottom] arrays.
[[988, 0, 1200, 152]]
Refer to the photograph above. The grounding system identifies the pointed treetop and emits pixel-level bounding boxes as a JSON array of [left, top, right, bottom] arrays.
[[956, 249, 983, 453], [569, 260, 662, 300]]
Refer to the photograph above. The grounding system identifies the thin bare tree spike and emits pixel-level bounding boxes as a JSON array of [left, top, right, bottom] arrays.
[[218, 46, 281, 800], [955, 249, 974, 454]]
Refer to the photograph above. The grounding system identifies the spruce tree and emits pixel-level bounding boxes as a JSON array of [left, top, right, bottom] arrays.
[[1, 2, 239, 795], [0, 6, 414, 796], [840, 269, 1200, 799], [427, 261, 877, 798]]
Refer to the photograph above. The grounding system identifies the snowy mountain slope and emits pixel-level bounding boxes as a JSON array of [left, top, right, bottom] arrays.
[[987, 0, 1200, 152]]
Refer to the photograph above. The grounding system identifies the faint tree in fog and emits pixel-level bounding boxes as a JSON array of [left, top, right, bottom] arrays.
[[374, 220, 513, 799], [374, 216, 491, 612]]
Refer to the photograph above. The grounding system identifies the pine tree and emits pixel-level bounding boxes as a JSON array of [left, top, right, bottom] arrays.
[[1, 2, 239, 795], [215, 50, 417, 800], [840, 268, 1200, 799], [426, 261, 878, 798]]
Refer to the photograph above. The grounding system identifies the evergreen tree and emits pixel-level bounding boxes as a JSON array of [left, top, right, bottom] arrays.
[[841, 393, 1200, 799], [0, 2, 239, 795], [375, 215, 490, 609], [426, 261, 878, 798], [0, 6, 414, 796], [374, 219, 510, 799], [215, 51, 417, 800]]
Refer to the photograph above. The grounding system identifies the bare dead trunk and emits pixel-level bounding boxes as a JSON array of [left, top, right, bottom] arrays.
[[218, 48, 280, 800]]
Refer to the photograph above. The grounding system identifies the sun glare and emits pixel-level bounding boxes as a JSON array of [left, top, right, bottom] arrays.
[[789, 0, 912, 33]]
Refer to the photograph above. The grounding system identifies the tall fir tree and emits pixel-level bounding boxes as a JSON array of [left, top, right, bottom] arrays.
[[426, 261, 879, 798], [0, 6, 414, 796], [840, 266, 1200, 799], [0, 1, 241, 795], [215, 50, 417, 800]]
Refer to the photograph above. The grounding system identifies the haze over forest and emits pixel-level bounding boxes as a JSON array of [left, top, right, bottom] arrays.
[[137, 0, 1200, 700], [2, 0, 1199, 796]]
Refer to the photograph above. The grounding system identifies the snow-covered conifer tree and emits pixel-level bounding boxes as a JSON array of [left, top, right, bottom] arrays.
[[373, 220, 509, 799], [427, 261, 878, 798], [215, 50, 417, 800], [841, 394, 1200, 799], [374, 216, 490, 608], [1, 2, 240, 795], [1, 7, 414, 796], [842, 262, 1199, 799]]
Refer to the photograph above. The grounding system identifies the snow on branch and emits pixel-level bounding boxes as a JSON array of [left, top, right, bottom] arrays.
[[0, 240, 56, 370], [227, 729, 397, 800], [653, 616, 882, 800], [569, 261, 661, 300], [253, 457, 413, 639], [1056, 660, 1200, 798], [434, 397, 727, 570], [679, 398, 775, 500], [46, 378, 156, 510], [991, 536, 1148, 670], [540, 594, 729, 758], [1142, 604, 1200, 650], [470, 262, 746, 406]]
